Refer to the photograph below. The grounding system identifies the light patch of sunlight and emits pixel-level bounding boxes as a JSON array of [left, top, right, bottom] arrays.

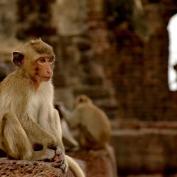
[[168, 14, 177, 91]]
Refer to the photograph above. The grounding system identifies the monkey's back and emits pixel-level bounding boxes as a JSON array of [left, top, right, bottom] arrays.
[[78, 103, 112, 144], [0, 70, 32, 116]]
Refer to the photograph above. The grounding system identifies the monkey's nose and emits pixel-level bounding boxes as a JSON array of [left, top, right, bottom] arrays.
[[47, 69, 53, 76]]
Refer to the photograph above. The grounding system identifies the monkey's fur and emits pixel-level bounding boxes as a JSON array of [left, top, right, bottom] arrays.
[[59, 95, 117, 176], [60, 95, 112, 149], [0, 39, 85, 177]]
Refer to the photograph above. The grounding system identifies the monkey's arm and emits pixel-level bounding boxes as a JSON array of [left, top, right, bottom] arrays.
[[58, 105, 80, 128], [52, 109, 65, 151], [68, 110, 81, 128], [20, 114, 57, 148], [61, 119, 79, 148], [51, 109, 69, 173]]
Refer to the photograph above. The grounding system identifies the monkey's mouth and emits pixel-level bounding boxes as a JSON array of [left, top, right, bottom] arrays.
[[42, 76, 51, 81]]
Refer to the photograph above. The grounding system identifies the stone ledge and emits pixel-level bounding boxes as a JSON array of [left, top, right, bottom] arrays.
[[112, 128, 177, 175], [68, 150, 116, 177], [0, 149, 115, 177], [0, 158, 75, 177]]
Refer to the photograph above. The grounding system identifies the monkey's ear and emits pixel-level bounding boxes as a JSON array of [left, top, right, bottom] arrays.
[[12, 51, 24, 67]]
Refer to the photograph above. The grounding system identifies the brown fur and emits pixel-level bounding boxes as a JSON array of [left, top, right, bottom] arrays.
[[0, 39, 59, 160], [62, 95, 112, 149], [0, 39, 85, 177]]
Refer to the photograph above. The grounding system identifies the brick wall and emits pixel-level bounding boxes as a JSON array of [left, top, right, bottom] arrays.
[[89, 0, 177, 121]]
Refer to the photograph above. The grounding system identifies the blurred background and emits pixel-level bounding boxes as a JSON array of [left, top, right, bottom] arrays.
[[1, 0, 177, 177]]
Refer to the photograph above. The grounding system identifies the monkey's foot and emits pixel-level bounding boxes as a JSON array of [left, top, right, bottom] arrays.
[[52, 153, 68, 173], [34, 149, 55, 161]]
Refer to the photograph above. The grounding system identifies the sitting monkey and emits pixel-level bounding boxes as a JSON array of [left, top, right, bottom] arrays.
[[0, 39, 85, 177], [59, 95, 112, 149], [59, 95, 118, 176]]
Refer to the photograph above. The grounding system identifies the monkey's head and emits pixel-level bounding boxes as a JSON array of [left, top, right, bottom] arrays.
[[12, 39, 55, 83], [75, 95, 92, 107]]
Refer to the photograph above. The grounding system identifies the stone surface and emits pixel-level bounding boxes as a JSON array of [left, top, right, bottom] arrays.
[[0, 0, 17, 39], [87, 0, 177, 122], [0, 157, 75, 177], [0, 149, 116, 177], [16, 0, 57, 40], [68, 149, 116, 177], [54, 0, 87, 36], [112, 128, 177, 175]]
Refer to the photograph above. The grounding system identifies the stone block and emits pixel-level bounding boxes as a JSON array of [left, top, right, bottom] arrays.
[[69, 149, 117, 177], [0, 158, 75, 177], [112, 129, 177, 174]]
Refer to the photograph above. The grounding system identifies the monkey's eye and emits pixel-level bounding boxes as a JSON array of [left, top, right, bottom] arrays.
[[38, 57, 46, 63], [48, 56, 54, 63]]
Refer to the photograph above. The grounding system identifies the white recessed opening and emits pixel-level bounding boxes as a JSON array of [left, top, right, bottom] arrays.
[[168, 14, 177, 91]]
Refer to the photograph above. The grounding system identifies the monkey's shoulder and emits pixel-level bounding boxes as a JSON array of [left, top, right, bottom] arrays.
[[78, 103, 111, 127], [78, 103, 106, 115], [0, 71, 29, 91]]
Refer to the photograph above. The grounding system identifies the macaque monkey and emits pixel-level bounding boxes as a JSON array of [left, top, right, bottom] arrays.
[[0, 39, 85, 177], [59, 95, 117, 176], [59, 95, 112, 149]]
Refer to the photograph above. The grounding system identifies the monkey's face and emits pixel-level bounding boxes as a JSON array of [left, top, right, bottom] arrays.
[[74, 95, 92, 107], [34, 55, 54, 82], [13, 39, 56, 84]]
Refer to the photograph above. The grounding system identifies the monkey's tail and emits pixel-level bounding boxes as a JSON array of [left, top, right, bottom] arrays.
[[66, 155, 85, 177]]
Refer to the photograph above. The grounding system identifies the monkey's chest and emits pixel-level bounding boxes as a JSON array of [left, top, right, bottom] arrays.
[[28, 96, 42, 122], [27, 93, 51, 124]]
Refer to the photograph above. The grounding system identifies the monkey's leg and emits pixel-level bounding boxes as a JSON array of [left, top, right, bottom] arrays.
[[20, 114, 59, 160], [20, 114, 57, 149], [45, 109, 65, 151], [2, 113, 32, 160], [50, 109, 69, 172]]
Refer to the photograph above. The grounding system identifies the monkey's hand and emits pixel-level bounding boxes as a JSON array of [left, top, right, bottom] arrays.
[[52, 148, 68, 173], [45, 134, 58, 149]]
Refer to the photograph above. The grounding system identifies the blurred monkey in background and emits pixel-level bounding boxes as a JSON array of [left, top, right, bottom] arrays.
[[59, 95, 117, 176], [59, 95, 112, 149]]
